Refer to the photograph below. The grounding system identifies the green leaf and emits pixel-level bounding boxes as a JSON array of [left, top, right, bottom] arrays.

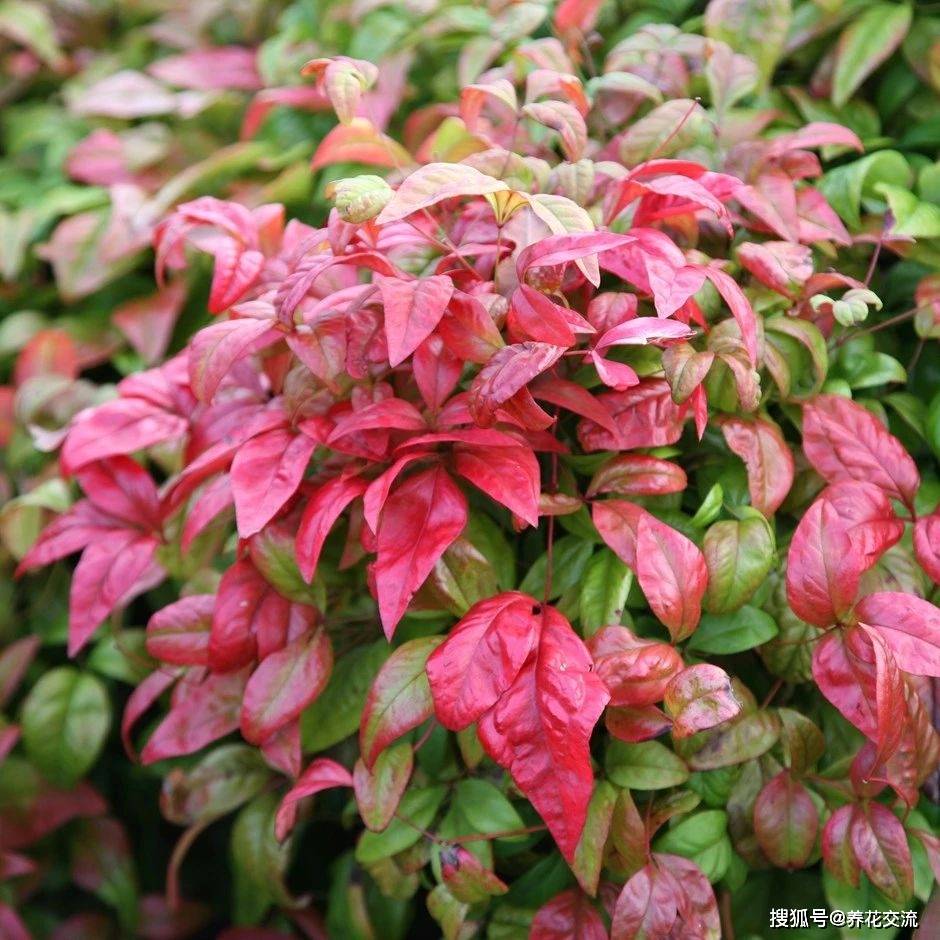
[[764, 317, 828, 398], [927, 390, 940, 460], [832, 3, 913, 108], [356, 785, 446, 864], [464, 511, 515, 590], [579, 549, 633, 637], [704, 0, 793, 89], [301, 640, 388, 752], [606, 740, 690, 790], [70, 818, 138, 931], [0, 0, 64, 68], [571, 781, 617, 896], [654, 809, 732, 882], [452, 778, 527, 840], [519, 534, 593, 600], [877, 183, 940, 238], [702, 513, 775, 614], [161, 744, 271, 826], [87, 629, 154, 684], [691, 483, 724, 529], [231, 793, 294, 925], [689, 606, 779, 654], [820, 150, 912, 230], [20, 666, 110, 787]]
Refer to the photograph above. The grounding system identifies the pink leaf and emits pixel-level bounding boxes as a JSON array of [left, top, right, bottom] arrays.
[[802, 395, 920, 508], [855, 592, 940, 677], [377, 275, 455, 367], [719, 416, 794, 516], [141, 668, 249, 764], [274, 758, 353, 841], [69, 532, 161, 655]]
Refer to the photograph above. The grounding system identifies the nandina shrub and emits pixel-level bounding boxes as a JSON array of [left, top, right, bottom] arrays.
[[6, 14, 940, 940]]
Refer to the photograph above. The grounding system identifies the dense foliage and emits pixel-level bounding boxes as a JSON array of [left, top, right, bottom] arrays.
[[2, 1, 940, 938]]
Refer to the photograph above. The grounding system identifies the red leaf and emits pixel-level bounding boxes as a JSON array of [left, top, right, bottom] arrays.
[[141, 668, 249, 763], [587, 455, 687, 498], [696, 264, 758, 366], [517, 232, 634, 284], [786, 497, 860, 627], [812, 626, 906, 762], [476, 605, 609, 861], [592, 499, 646, 568], [146, 595, 213, 666], [453, 441, 540, 527], [634, 512, 707, 642], [361, 636, 442, 768], [427, 592, 540, 730], [719, 416, 794, 516], [663, 664, 741, 738], [914, 512, 940, 583], [588, 626, 683, 707], [373, 465, 468, 638], [531, 889, 607, 940], [849, 803, 913, 905], [296, 473, 368, 582], [69, 532, 161, 655], [62, 398, 188, 472], [412, 334, 462, 410], [327, 398, 427, 442], [469, 342, 566, 427], [753, 771, 819, 869], [531, 377, 620, 437], [181, 475, 233, 551], [274, 758, 353, 841], [611, 861, 681, 940], [190, 317, 280, 402], [856, 592, 940, 677], [822, 805, 861, 887], [0, 636, 40, 707], [231, 428, 317, 537], [210, 558, 282, 670], [377, 275, 455, 366], [241, 626, 332, 744], [577, 379, 686, 453], [802, 395, 920, 508], [606, 705, 672, 742], [440, 844, 509, 904]]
